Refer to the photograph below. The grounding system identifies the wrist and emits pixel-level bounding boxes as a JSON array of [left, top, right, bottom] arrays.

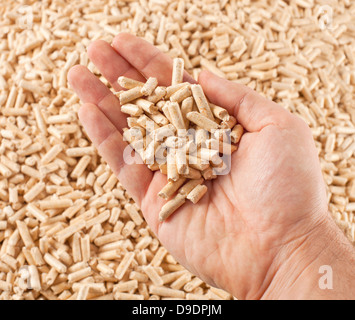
[[262, 214, 355, 300]]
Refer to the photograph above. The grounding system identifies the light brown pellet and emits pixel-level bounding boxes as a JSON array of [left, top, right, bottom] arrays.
[[76, 286, 89, 300], [178, 178, 204, 196], [186, 184, 208, 204], [147, 87, 167, 104], [43, 253, 67, 274], [186, 111, 219, 132], [28, 265, 42, 291], [117, 76, 144, 90], [119, 87, 145, 105], [166, 83, 190, 98], [184, 277, 204, 292], [181, 167, 202, 180], [27, 204, 48, 223], [172, 58, 184, 86], [135, 99, 158, 114], [16, 221, 35, 248], [141, 77, 159, 96], [97, 263, 115, 277], [167, 151, 179, 182], [31, 247, 45, 266], [206, 139, 238, 155], [210, 104, 230, 121], [68, 267, 92, 283], [70, 155, 91, 179], [130, 271, 149, 283], [181, 97, 194, 128], [80, 235, 90, 262], [168, 102, 186, 130], [158, 178, 187, 200], [72, 233, 82, 263], [144, 266, 164, 286], [161, 103, 173, 124], [188, 156, 210, 171], [147, 111, 170, 126], [176, 149, 189, 175], [121, 104, 143, 117], [66, 147, 96, 157], [159, 194, 186, 222], [149, 285, 185, 299], [171, 272, 192, 290], [231, 124, 244, 144], [124, 203, 144, 226], [23, 182, 45, 203], [220, 116, 237, 129], [114, 280, 138, 292], [116, 252, 135, 280], [94, 232, 122, 247], [170, 85, 192, 103], [41, 145, 63, 165], [38, 199, 73, 210], [191, 85, 214, 120], [150, 247, 168, 267]]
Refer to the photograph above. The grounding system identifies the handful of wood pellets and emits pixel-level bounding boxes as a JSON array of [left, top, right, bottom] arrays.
[[116, 58, 244, 222]]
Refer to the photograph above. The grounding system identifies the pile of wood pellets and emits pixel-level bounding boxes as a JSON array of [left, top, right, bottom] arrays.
[[0, 0, 354, 300], [117, 58, 243, 222]]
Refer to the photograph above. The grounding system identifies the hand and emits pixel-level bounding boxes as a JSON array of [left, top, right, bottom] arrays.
[[68, 33, 355, 299]]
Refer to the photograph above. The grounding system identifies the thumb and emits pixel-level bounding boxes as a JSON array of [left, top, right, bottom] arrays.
[[198, 70, 292, 132]]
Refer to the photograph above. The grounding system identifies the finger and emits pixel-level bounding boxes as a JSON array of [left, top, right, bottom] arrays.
[[78, 102, 153, 205], [68, 65, 127, 132], [198, 70, 292, 132], [112, 33, 196, 86], [87, 40, 146, 91]]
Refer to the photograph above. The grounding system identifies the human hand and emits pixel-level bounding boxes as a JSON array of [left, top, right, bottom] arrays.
[[68, 33, 354, 299]]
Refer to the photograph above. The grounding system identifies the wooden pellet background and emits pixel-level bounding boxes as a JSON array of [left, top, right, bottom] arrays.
[[0, 0, 354, 300]]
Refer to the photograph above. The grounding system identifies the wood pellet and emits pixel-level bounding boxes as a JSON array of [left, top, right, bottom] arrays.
[[0, 0, 354, 301]]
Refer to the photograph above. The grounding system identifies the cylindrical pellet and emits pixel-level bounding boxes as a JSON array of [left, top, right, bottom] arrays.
[[167, 151, 179, 182], [158, 177, 186, 200], [159, 194, 186, 221], [168, 102, 186, 130], [178, 178, 204, 196], [181, 97, 194, 128], [186, 184, 208, 204], [121, 103, 143, 116], [172, 58, 184, 86], [141, 77, 158, 96], [119, 87, 144, 104], [231, 124, 244, 144], [191, 84, 214, 120], [117, 76, 144, 89], [170, 85, 192, 103]]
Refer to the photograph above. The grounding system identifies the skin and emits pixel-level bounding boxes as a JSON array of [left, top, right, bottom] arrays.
[[68, 33, 355, 300]]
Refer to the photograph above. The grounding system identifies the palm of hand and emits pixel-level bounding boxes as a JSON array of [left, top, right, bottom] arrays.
[[68, 33, 328, 299], [145, 120, 327, 298]]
